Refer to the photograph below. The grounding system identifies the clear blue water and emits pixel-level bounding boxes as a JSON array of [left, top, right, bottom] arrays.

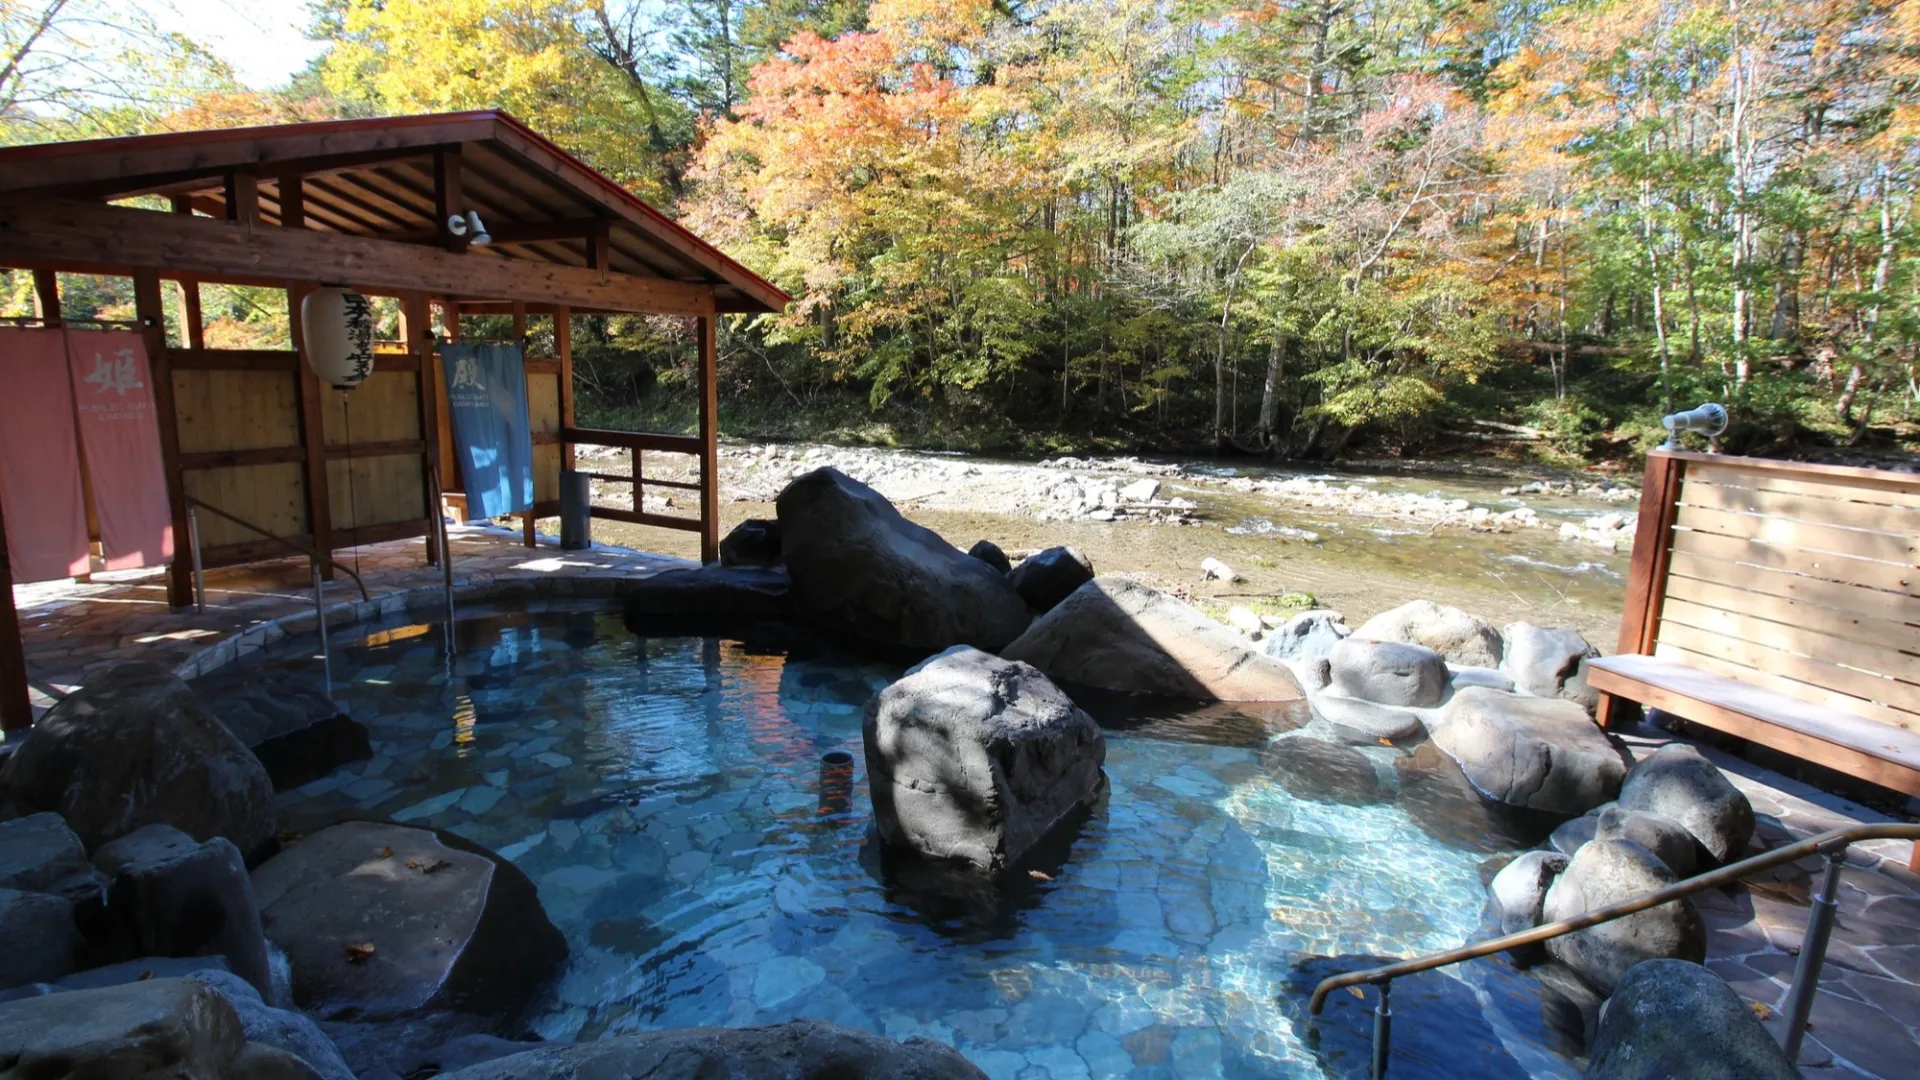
[[261, 604, 1578, 1079]]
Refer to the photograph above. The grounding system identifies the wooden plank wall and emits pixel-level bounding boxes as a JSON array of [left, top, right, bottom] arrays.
[[1649, 458, 1920, 735]]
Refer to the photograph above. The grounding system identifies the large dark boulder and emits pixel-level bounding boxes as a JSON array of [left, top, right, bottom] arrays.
[[865, 647, 1105, 870], [1549, 804, 1697, 878], [1002, 577, 1305, 702], [776, 468, 1031, 653], [0, 811, 106, 903], [1006, 546, 1094, 614], [196, 672, 370, 792], [0, 887, 81, 991], [621, 564, 792, 634], [1541, 837, 1705, 994], [0, 976, 303, 1079], [0, 663, 276, 858], [1430, 687, 1626, 815], [1616, 744, 1754, 865], [249, 821, 566, 1024], [1501, 622, 1600, 714], [438, 1019, 988, 1079], [1328, 638, 1448, 708], [719, 517, 783, 567], [93, 824, 274, 1000], [1585, 959, 1798, 1080], [1356, 600, 1504, 668], [965, 539, 1011, 574]]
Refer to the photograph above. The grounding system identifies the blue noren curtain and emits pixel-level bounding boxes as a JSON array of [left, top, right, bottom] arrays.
[[441, 341, 534, 520]]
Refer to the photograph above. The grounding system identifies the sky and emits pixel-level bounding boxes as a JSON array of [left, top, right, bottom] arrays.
[[150, 0, 324, 89]]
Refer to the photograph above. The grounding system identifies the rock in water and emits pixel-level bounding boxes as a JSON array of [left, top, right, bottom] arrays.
[[249, 821, 566, 1023], [1329, 639, 1448, 707], [864, 647, 1105, 870], [1486, 850, 1566, 935], [93, 824, 274, 1000], [1002, 577, 1305, 702], [776, 468, 1031, 653], [0, 812, 107, 903], [0, 887, 81, 990], [1310, 694, 1424, 743], [1262, 610, 1351, 661], [1586, 960, 1798, 1080], [1006, 545, 1094, 614], [718, 517, 783, 567], [1541, 837, 1704, 994], [1501, 622, 1599, 713], [0, 663, 276, 858], [621, 565, 791, 635], [195, 671, 371, 792], [1263, 736, 1383, 805], [1356, 600, 1504, 668], [1430, 687, 1626, 815], [1616, 745, 1754, 865], [188, 969, 358, 1080], [965, 539, 1012, 575], [436, 1020, 987, 1079], [0, 977, 259, 1079]]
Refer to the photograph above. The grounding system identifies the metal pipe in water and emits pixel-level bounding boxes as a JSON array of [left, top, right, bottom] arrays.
[[819, 750, 854, 817], [187, 506, 206, 614], [312, 562, 332, 697]]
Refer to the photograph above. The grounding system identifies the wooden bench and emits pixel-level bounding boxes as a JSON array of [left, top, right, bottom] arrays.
[[1587, 450, 1920, 870]]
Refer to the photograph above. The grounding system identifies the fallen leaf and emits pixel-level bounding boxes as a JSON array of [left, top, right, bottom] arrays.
[[1750, 1001, 1773, 1020], [138, 970, 154, 981], [1027, 870, 1053, 882], [405, 858, 424, 870], [1346, 986, 1365, 999], [1377, 738, 1393, 747], [422, 859, 453, 874], [379, 846, 395, 858], [344, 943, 376, 964]]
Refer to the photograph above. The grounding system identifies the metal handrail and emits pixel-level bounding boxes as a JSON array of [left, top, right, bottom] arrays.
[[183, 495, 371, 602], [1308, 822, 1920, 1076]]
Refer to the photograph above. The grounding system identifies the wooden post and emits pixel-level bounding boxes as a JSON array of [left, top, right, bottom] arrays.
[[555, 307, 574, 472], [434, 149, 467, 253], [511, 302, 534, 547], [697, 314, 719, 564], [0, 488, 33, 732], [169, 197, 206, 350], [224, 171, 260, 224], [133, 269, 193, 609], [280, 180, 334, 575], [403, 291, 442, 565], [1616, 450, 1687, 656]]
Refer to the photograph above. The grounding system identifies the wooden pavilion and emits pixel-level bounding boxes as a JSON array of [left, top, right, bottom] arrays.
[[0, 110, 789, 732]]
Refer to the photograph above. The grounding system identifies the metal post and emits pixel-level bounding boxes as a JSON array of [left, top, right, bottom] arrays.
[[311, 562, 332, 696], [1371, 980, 1392, 1080], [1782, 847, 1846, 1062], [439, 507, 455, 627], [186, 506, 206, 614]]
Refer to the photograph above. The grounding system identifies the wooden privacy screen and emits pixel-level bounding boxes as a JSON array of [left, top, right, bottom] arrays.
[[169, 348, 433, 566], [527, 356, 563, 509], [1646, 458, 1920, 737]]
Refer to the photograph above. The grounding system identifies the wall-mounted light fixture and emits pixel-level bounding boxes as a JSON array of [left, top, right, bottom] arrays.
[[446, 210, 492, 247]]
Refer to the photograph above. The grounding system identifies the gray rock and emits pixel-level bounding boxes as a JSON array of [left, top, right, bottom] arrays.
[[1550, 805, 1697, 878], [1264, 736, 1383, 804], [965, 539, 1012, 575], [1431, 688, 1626, 815], [1261, 610, 1351, 662], [1002, 577, 1304, 702], [0, 887, 80, 990], [228, 1042, 326, 1079], [777, 468, 1031, 653], [94, 824, 274, 999], [1617, 745, 1754, 865], [1542, 838, 1705, 994], [250, 821, 566, 1024], [864, 647, 1105, 870], [54, 954, 233, 990], [190, 969, 357, 1080], [1286, 656, 1332, 693], [0, 811, 106, 903], [1501, 622, 1600, 713], [1006, 546, 1094, 614], [621, 565, 791, 633], [1329, 639, 1448, 707], [1488, 850, 1567, 935], [1310, 693, 1424, 742], [438, 1019, 987, 1079], [1356, 600, 1504, 668], [718, 518, 783, 567], [1449, 666, 1515, 694], [0, 976, 247, 1078], [0, 663, 276, 858], [195, 671, 370, 792], [1585, 959, 1797, 1080]]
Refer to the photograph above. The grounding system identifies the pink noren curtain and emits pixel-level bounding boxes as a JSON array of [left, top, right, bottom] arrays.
[[0, 328, 89, 582], [65, 330, 173, 570]]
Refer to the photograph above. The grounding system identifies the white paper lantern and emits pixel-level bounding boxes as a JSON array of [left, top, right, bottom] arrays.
[[301, 286, 376, 390]]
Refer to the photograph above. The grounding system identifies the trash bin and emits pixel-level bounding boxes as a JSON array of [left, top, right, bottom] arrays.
[[559, 469, 591, 550]]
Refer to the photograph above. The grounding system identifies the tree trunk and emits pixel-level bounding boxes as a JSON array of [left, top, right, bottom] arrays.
[[1256, 328, 1287, 448]]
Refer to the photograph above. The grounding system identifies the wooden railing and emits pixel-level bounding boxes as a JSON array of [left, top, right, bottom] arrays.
[[560, 426, 707, 536]]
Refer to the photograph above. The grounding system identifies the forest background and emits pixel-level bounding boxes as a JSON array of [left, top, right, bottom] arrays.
[[3, 0, 1917, 465]]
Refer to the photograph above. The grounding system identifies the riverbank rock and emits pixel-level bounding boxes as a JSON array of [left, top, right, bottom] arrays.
[[1002, 577, 1304, 702], [1007, 545, 1094, 614], [438, 1019, 988, 1079], [1356, 601, 1504, 668], [0, 976, 294, 1080], [864, 647, 1105, 870], [0, 811, 106, 903], [1541, 837, 1705, 994], [196, 672, 370, 792], [622, 564, 792, 634], [1616, 745, 1754, 865], [719, 518, 783, 567], [1549, 805, 1697, 879], [93, 825, 273, 999], [1488, 850, 1567, 936], [0, 887, 81, 990], [1264, 736, 1384, 804], [1261, 610, 1351, 661], [966, 539, 1012, 574], [1329, 639, 1448, 708], [777, 468, 1031, 653], [249, 822, 566, 1024], [0, 663, 276, 859], [1501, 623, 1599, 714], [1585, 960, 1798, 1080], [1431, 688, 1626, 815]]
